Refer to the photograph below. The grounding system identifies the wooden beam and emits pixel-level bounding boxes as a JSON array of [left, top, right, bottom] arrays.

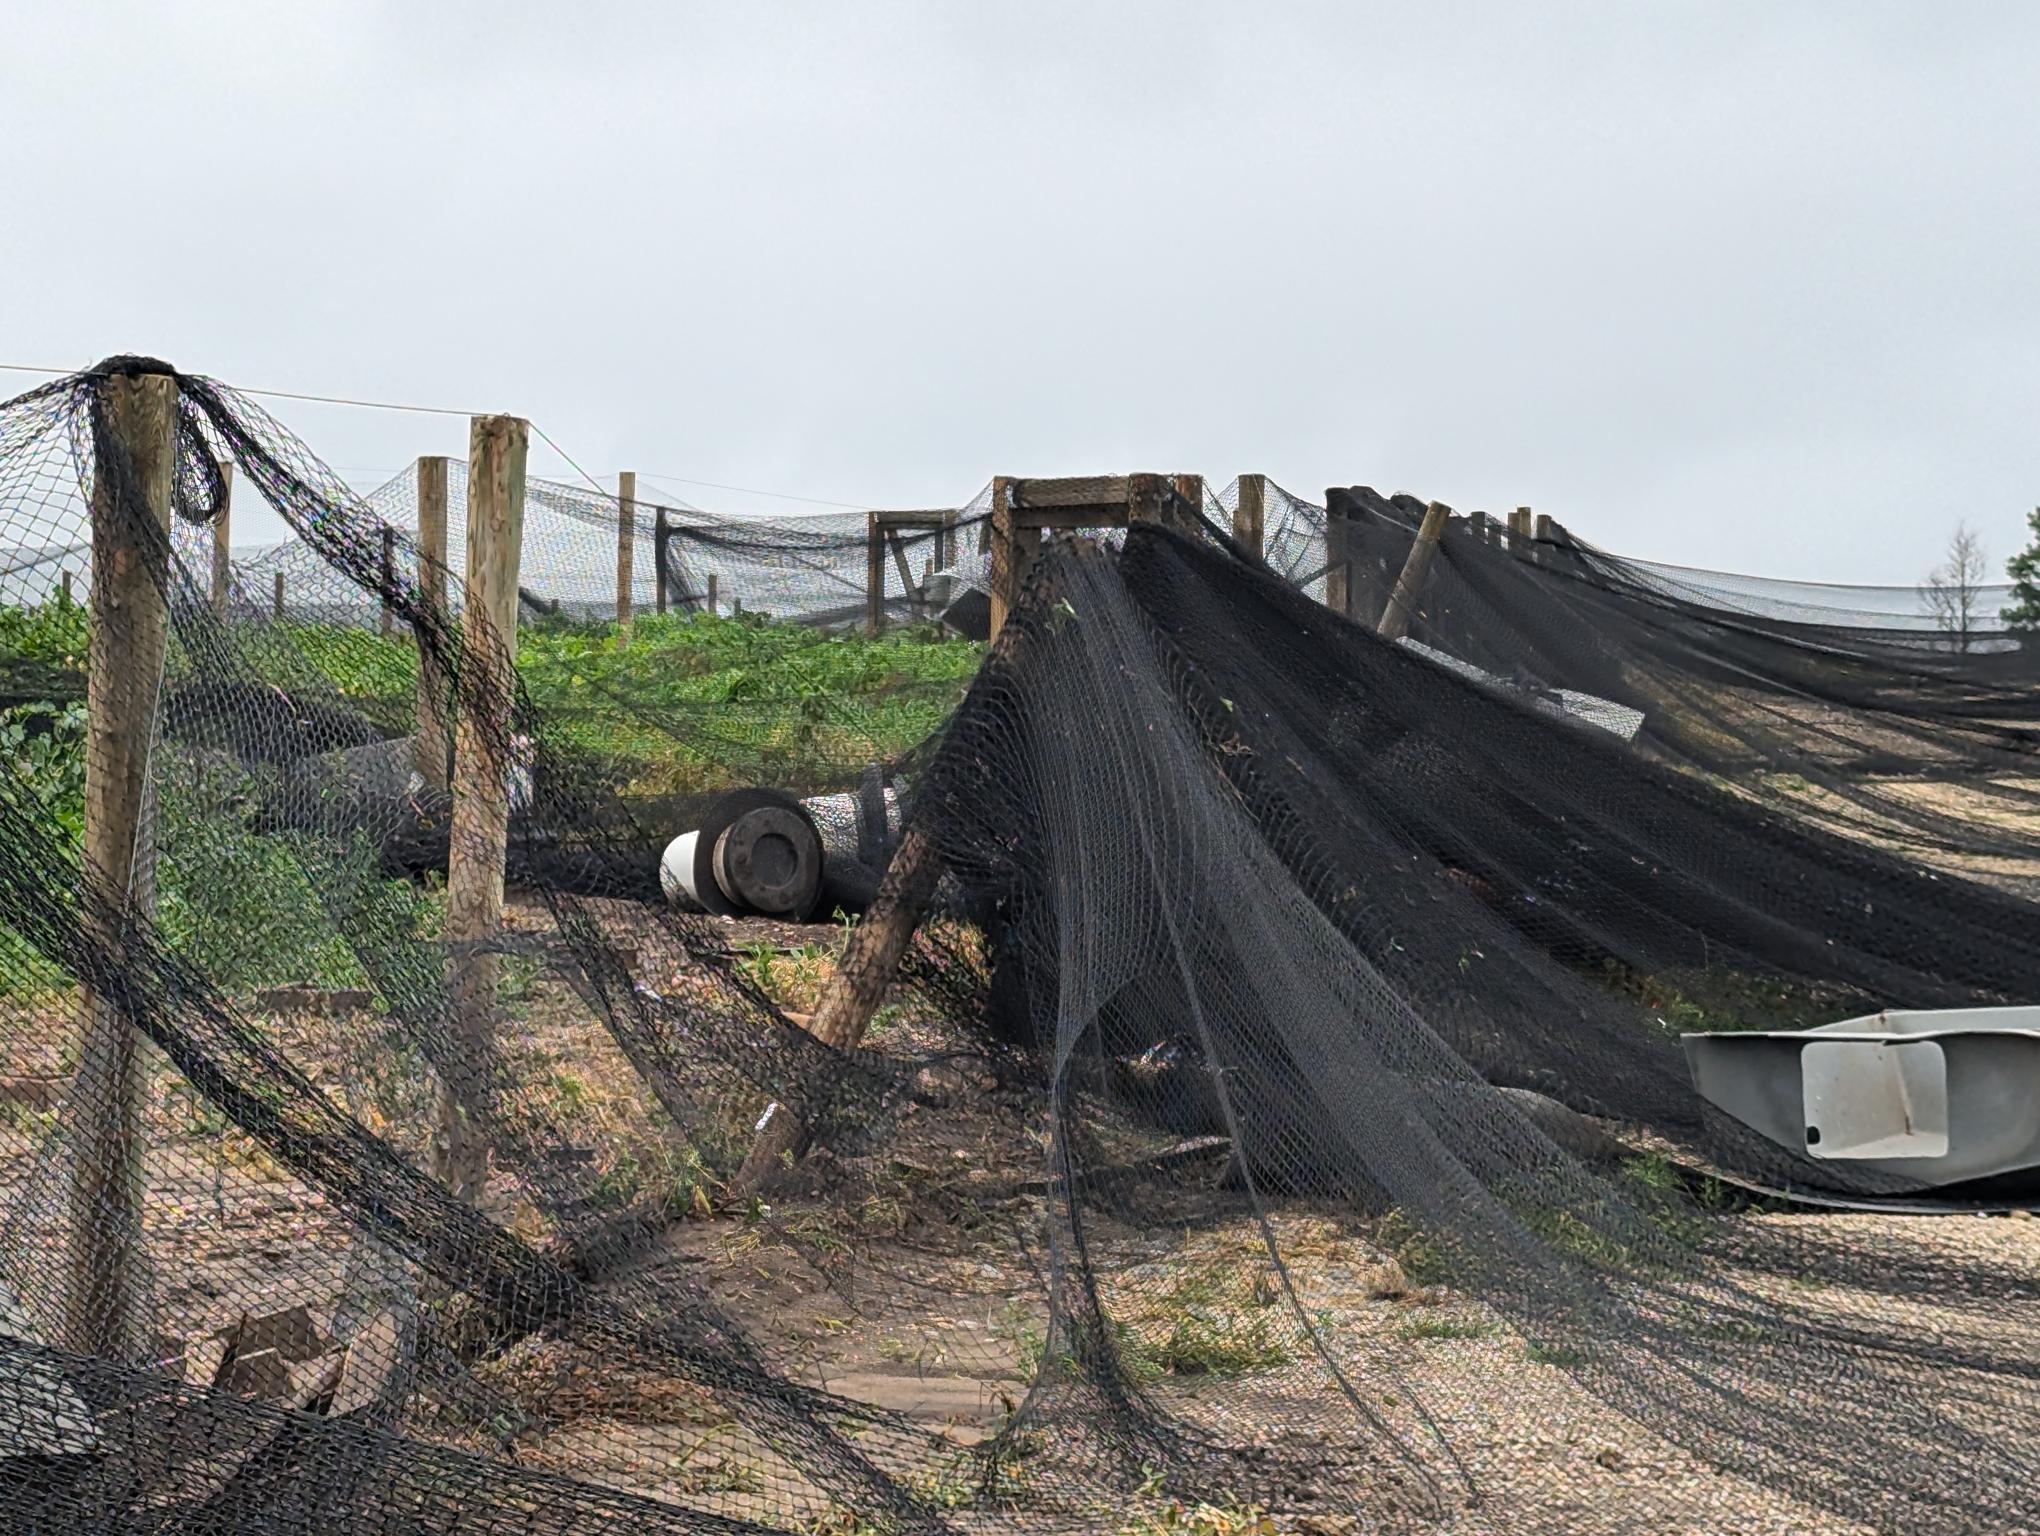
[[865, 510, 885, 635], [68, 368, 177, 1358], [1376, 501, 1453, 643], [415, 456, 452, 793], [886, 529, 917, 601], [1010, 506, 1127, 532], [1233, 474, 1266, 561], [379, 526, 397, 638], [433, 414, 528, 1203], [871, 509, 951, 530], [616, 471, 636, 643], [1012, 474, 1130, 509], [210, 461, 233, 617]]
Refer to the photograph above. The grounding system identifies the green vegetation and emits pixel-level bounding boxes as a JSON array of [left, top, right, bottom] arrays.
[[1009, 1265, 1293, 1390], [278, 607, 980, 795], [0, 699, 441, 999], [1597, 958, 1860, 1037], [2005, 505, 2040, 631], [1397, 1313, 1492, 1341], [0, 602, 978, 1000]]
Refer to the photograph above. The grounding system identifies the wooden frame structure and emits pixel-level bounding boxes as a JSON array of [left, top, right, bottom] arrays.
[[985, 472, 1182, 640], [864, 508, 958, 634]]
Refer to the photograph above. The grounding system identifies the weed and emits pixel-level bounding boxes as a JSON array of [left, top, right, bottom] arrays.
[[1398, 1314, 1492, 1342]]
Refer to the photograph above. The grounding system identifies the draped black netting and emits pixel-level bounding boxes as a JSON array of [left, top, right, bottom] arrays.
[[1, 360, 2038, 1534], [1310, 486, 2040, 890]]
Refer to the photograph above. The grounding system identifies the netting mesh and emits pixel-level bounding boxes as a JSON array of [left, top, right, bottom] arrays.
[[1, 359, 2038, 1533]]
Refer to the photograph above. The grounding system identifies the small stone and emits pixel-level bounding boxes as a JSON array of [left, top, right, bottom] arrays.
[[1594, 1447, 1627, 1471], [1359, 1257, 1408, 1299]]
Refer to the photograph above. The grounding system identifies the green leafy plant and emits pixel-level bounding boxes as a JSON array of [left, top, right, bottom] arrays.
[[2003, 505, 2040, 631]]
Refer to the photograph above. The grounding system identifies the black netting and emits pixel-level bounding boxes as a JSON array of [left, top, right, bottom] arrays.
[[2, 361, 2038, 1533]]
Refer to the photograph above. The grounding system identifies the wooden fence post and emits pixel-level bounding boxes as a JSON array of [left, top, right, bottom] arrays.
[[272, 570, 286, 620], [433, 415, 528, 1202], [66, 368, 176, 1358], [1128, 473, 1167, 525], [1376, 502, 1453, 642], [60, 569, 73, 605], [653, 507, 669, 616], [415, 456, 452, 792], [1324, 496, 1354, 618], [379, 526, 398, 638], [706, 573, 718, 616], [616, 471, 636, 644], [865, 510, 885, 635], [1233, 474, 1266, 561], [987, 475, 1022, 642], [1170, 473, 1204, 531], [210, 461, 233, 617], [1509, 507, 1532, 558]]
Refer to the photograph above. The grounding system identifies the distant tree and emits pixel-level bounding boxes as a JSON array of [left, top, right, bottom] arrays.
[[2004, 506, 2040, 633], [1920, 522, 1989, 651]]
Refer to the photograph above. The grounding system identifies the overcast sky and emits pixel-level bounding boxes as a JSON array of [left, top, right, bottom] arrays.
[[4, 1, 2037, 582]]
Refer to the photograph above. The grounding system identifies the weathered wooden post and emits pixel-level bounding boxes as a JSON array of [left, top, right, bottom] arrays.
[[1128, 472, 1168, 525], [1376, 502, 1453, 643], [653, 507, 669, 617], [1324, 495, 1355, 619], [1170, 473, 1204, 531], [415, 456, 453, 792], [210, 461, 234, 617], [1509, 507, 1533, 559], [616, 471, 636, 644], [1233, 474, 1266, 561], [706, 572, 718, 616], [60, 569, 73, 605], [66, 367, 176, 1358], [1532, 512, 1554, 568], [987, 475, 1023, 642], [865, 510, 886, 636], [432, 415, 528, 1202], [379, 526, 398, 638], [272, 570, 286, 621]]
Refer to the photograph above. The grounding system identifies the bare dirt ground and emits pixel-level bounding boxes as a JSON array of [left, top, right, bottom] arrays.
[[4, 903, 2037, 1533]]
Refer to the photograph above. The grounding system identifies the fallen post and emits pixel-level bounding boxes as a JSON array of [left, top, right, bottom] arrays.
[[726, 817, 947, 1201]]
